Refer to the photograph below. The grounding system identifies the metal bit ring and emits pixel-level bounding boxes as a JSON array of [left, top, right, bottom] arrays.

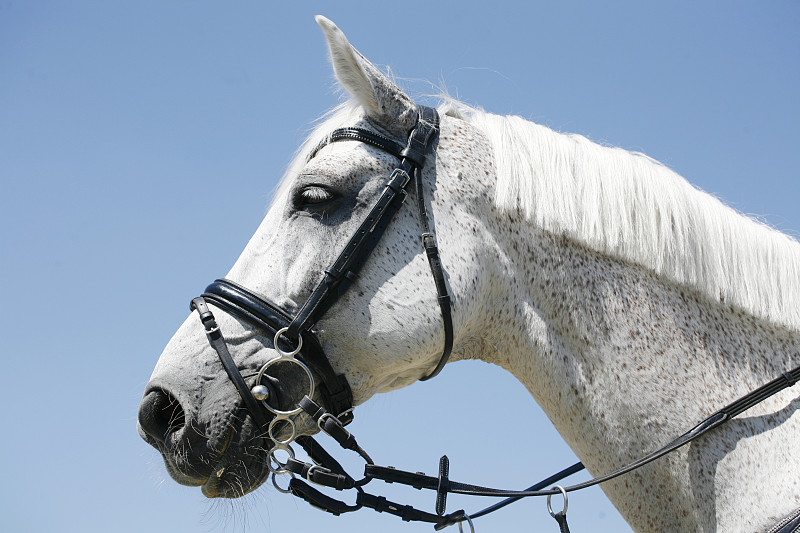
[[271, 472, 294, 494], [255, 356, 315, 416], [267, 444, 295, 475], [273, 327, 303, 358], [269, 416, 297, 445]]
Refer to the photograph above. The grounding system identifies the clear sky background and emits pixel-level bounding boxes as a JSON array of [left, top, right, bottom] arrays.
[[2, 2, 798, 532]]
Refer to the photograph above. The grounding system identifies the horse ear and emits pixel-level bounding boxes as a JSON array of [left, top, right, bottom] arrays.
[[316, 15, 418, 137]]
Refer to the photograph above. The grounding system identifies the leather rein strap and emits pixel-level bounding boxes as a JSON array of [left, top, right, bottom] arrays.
[[280, 364, 800, 531]]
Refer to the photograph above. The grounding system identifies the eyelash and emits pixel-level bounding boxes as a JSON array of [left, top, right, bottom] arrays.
[[297, 186, 333, 205]]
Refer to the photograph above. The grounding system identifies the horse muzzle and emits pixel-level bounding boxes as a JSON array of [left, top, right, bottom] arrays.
[[137, 374, 310, 497], [137, 280, 350, 497]]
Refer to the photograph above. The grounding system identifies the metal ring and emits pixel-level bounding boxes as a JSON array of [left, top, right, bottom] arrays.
[[271, 471, 294, 494], [267, 445, 295, 475], [547, 485, 568, 517], [268, 416, 297, 445], [273, 327, 303, 357], [457, 514, 475, 533], [255, 357, 315, 416]]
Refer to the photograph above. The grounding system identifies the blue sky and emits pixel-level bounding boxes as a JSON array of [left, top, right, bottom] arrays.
[[2, 2, 798, 532]]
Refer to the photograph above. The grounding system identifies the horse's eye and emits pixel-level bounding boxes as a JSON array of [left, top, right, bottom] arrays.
[[297, 186, 334, 206]]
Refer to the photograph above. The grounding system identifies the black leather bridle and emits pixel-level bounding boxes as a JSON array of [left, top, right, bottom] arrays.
[[190, 105, 447, 426], [187, 105, 800, 531]]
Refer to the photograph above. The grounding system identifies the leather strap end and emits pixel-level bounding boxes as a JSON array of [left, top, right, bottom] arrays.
[[435, 455, 450, 516]]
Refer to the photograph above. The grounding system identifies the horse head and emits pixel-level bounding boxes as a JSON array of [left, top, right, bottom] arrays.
[[137, 16, 496, 498]]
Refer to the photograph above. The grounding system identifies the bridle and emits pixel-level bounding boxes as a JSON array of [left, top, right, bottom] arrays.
[[191, 104, 446, 422], [188, 106, 800, 532]]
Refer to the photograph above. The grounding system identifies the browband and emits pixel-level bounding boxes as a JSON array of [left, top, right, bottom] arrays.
[[309, 127, 406, 161]]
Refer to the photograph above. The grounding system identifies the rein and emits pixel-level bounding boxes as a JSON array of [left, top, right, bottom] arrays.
[[189, 106, 800, 531]]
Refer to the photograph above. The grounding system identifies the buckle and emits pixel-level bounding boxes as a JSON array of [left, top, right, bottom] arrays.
[[388, 168, 410, 191], [421, 232, 437, 248]]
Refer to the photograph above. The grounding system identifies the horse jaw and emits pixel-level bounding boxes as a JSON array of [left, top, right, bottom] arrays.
[[315, 15, 419, 139]]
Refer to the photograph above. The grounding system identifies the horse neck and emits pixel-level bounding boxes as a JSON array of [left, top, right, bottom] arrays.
[[476, 214, 800, 531]]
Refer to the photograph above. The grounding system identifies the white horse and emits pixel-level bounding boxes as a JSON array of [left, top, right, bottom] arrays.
[[138, 16, 800, 532]]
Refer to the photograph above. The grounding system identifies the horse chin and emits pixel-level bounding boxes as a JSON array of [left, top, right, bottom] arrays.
[[200, 449, 271, 499], [200, 413, 322, 498], [198, 414, 273, 498], [144, 410, 273, 498]]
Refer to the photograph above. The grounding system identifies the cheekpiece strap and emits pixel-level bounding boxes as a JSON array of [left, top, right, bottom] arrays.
[[286, 106, 441, 340]]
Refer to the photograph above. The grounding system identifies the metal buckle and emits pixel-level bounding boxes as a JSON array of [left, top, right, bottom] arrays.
[[305, 464, 328, 485], [388, 168, 410, 190], [421, 232, 437, 248], [317, 412, 341, 433]]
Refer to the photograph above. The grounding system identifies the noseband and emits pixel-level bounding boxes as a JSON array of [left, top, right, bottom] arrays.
[[188, 106, 800, 531]]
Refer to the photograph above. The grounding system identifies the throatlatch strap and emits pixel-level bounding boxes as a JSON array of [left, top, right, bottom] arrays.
[[409, 106, 453, 381], [418, 231, 453, 380]]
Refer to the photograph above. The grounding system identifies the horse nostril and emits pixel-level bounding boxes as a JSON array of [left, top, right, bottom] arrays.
[[138, 389, 186, 446]]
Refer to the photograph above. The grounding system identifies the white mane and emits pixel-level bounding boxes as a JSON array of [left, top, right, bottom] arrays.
[[283, 99, 800, 330], [450, 102, 800, 330]]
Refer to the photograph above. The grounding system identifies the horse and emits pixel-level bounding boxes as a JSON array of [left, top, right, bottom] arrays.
[[137, 16, 800, 533]]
